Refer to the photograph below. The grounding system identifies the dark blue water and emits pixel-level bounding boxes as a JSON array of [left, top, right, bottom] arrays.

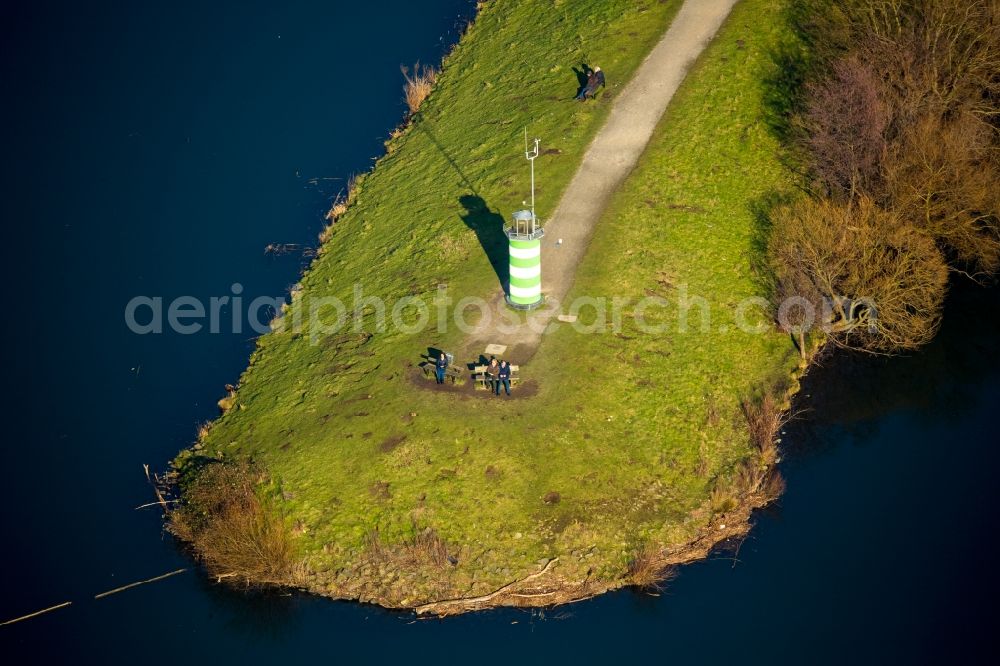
[[2, 2, 998, 663]]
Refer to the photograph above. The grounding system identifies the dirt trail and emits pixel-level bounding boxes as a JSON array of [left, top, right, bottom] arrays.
[[467, 0, 739, 360]]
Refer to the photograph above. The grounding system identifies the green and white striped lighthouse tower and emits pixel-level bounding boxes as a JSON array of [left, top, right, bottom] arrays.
[[505, 137, 545, 310]]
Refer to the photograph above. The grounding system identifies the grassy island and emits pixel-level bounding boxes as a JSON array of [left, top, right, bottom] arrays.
[[172, 0, 805, 612]]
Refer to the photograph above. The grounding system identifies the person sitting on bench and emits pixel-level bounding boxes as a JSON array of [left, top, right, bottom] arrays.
[[486, 357, 500, 391], [496, 360, 511, 396], [576, 66, 605, 100]]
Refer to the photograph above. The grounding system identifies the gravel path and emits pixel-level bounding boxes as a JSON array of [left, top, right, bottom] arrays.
[[468, 0, 740, 361]]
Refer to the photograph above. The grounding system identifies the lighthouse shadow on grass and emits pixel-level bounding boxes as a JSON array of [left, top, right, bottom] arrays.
[[459, 194, 509, 292]]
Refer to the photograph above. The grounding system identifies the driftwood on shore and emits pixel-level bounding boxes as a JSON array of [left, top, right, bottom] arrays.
[[405, 463, 785, 616], [415, 558, 559, 615], [264, 243, 316, 257], [143, 463, 170, 511]]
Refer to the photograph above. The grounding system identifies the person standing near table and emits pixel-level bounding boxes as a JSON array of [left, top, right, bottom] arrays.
[[435, 352, 448, 385]]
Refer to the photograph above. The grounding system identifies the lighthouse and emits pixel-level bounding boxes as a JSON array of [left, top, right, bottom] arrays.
[[505, 137, 544, 310]]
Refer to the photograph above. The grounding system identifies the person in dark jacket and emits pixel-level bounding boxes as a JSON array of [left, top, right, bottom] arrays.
[[435, 352, 448, 384], [496, 360, 511, 396], [576, 66, 605, 100]]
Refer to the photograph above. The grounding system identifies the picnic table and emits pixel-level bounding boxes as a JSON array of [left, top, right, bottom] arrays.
[[472, 364, 520, 390], [421, 354, 462, 384]]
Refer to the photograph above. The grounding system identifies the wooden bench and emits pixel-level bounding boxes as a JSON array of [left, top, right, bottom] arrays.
[[421, 355, 462, 384], [472, 364, 520, 391]]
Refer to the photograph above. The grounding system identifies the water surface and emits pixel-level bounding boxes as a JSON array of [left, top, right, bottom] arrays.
[[2, 1, 997, 663]]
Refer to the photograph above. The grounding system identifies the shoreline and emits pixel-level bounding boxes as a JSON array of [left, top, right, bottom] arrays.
[[304, 340, 819, 616]]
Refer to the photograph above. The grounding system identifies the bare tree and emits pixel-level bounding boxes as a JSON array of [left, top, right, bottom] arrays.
[[794, 0, 1000, 278], [801, 55, 891, 200], [883, 110, 1000, 276], [868, 0, 1000, 119], [769, 197, 950, 354], [803, 0, 1000, 121]]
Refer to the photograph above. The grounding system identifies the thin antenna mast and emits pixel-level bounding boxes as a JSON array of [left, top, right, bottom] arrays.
[[525, 135, 540, 220]]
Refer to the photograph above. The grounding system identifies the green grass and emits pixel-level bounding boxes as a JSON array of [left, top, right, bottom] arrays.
[[177, 0, 801, 607]]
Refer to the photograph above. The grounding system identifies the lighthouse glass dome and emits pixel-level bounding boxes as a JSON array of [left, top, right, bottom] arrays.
[[505, 209, 544, 309]]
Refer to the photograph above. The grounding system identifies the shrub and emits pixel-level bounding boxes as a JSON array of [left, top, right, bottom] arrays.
[[408, 527, 451, 567], [710, 485, 737, 515], [627, 544, 674, 591], [741, 394, 786, 466], [320, 174, 359, 244], [169, 461, 299, 586], [401, 62, 438, 115], [363, 524, 452, 568], [363, 527, 388, 561], [760, 470, 787, 503], [734, 459, 765, 496], [217, 386, 237, 413]]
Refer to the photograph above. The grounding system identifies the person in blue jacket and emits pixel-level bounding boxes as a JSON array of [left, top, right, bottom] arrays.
[[435, 352, 448, 385], [496, 360, 511, 396]]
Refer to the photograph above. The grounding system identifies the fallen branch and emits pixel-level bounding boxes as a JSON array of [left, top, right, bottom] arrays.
[[93, 568, 187, 600], [135, 499, 179, 510], [143, 464, 169, 511], [415, 558, 558, 615], [1, 601, 72, 626]]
